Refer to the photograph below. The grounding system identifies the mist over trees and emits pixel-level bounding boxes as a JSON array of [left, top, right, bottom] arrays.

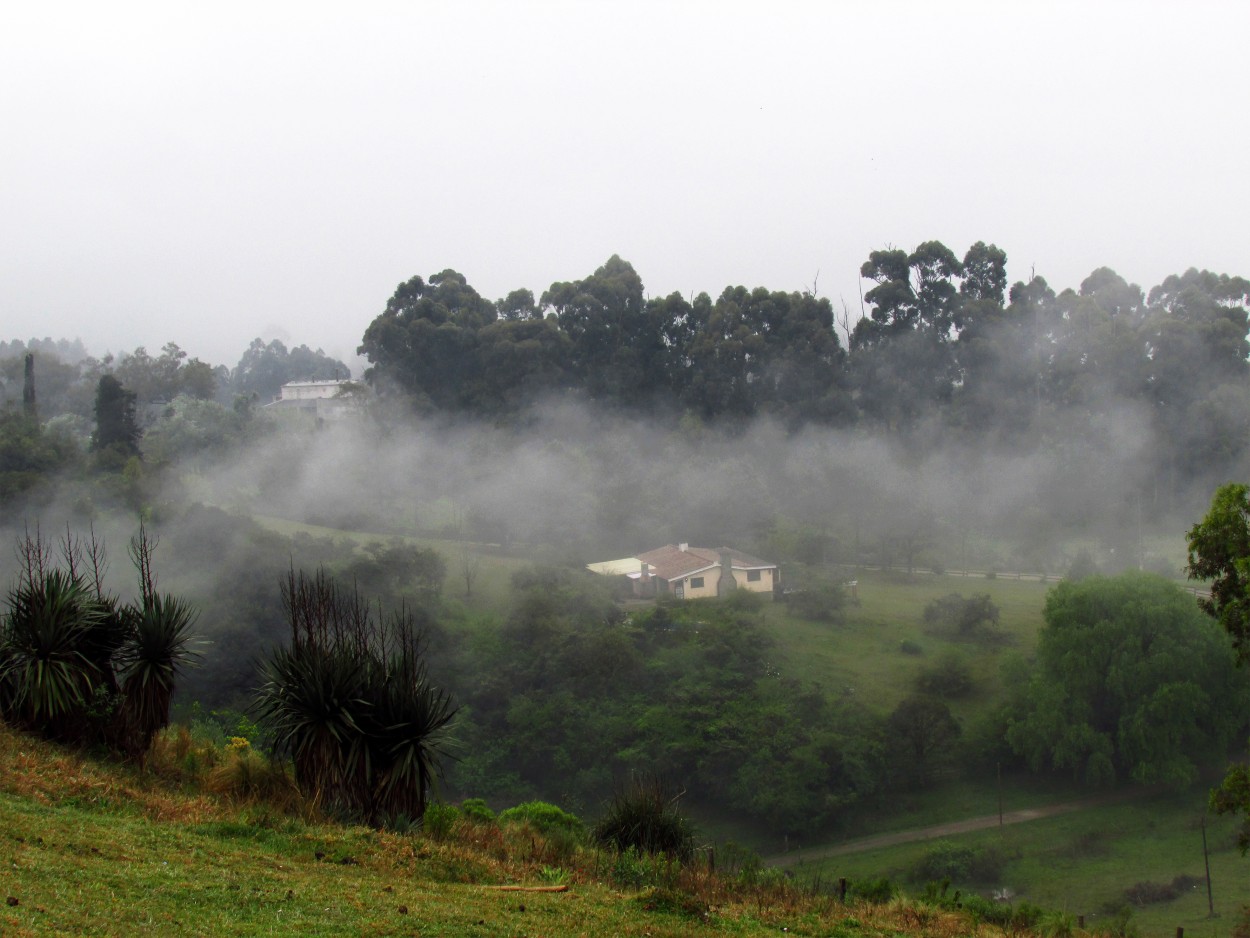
[[4, 242, 1250, 841]]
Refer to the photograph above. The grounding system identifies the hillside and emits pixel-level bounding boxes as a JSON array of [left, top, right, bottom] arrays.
[[0, 724, 1067, 938]]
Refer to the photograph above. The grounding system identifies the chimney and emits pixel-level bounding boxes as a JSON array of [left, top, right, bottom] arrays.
[[639, 560, 653, 597], [717, 549, 737, 597], [678, 542, 689, 552]]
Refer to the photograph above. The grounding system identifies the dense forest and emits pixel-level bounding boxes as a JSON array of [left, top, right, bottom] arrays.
[[3, 240, 1250, 840]]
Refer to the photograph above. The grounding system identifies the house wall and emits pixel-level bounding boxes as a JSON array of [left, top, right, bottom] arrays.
[[733, 567, 777, 594], [280, 381, 348, 401], [672, 566, 777, 599]]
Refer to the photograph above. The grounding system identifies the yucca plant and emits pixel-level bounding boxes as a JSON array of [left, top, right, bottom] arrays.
[[255, 641, 371, 815], [115, 592, 199, 763], [0, 568, 110, 735], [370, 648, 457, 823], [255, 568, 456, 826], [1, 524, 198, 761]]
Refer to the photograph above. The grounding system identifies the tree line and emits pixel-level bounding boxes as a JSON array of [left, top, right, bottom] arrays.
[[359, 248, 1250, 503]]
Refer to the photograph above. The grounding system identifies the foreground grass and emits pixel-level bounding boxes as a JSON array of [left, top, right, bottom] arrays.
[[0, 726, 1036, 938]]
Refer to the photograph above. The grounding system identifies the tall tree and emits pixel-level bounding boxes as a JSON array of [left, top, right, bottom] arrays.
[[540, 255, 659, 406], [358, 270, 494, 411], [91, 375, 141, 457]]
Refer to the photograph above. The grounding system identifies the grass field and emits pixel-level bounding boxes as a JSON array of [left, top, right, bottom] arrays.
[[761, 568, 1050, 717], [788, 785, 1249, 938], [0, 727, 1010, 938]]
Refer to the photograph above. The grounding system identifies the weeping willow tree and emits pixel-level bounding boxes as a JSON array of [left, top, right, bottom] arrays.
[[254, 568, 456, 826], [0, 525, 198, 763]]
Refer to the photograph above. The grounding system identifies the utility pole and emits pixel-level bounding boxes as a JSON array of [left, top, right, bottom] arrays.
[[1202, 817, 1214, 917]]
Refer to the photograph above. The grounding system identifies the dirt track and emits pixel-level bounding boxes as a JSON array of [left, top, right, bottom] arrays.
[[765, 787, 1151, 869]]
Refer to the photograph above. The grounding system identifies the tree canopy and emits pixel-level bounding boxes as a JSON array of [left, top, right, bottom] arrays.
[[1007, 572, 1246, 788]]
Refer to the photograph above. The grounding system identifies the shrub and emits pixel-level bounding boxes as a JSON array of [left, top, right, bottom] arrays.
[[783, 585, 847, 623], [421, 801, 459, 840], [848, 877, 896, 902], [459, 797, 496, 824], [910, 841, 1006, 885], [592, 776, 695, 860], [915, 653, 975, 699], [898, 639, 924, 656], [498, 800, 584, 836], [206, 744, 296, 806], [923, 593, 1000, 635]]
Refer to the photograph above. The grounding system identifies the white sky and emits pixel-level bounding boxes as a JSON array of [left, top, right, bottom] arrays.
[[2, 1, 1246, 370]]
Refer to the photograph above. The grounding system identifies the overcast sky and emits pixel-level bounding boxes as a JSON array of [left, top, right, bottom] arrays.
[[2, 1, 1246, 371]]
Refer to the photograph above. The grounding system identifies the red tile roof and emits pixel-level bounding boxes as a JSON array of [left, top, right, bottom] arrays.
[[635, 545, 774, 582]]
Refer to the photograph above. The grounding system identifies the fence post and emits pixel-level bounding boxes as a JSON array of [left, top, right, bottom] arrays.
[[839, 877, 847, 903]]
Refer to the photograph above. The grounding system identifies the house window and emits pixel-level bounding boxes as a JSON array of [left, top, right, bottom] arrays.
[[689, 577, 705, 589], [747, 570, 761, 582]]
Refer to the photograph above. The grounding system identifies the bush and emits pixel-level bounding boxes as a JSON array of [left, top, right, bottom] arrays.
[[915, 653, 975, 699], [923, 593, 1000, 636], [848, 877, 896, 903], [459, 798, 496, 824], [206, 742, 296, 806], [898, 639, 924, 656], [421, 802, 459, 840], [910, 841, 1006, 885], [592, 776, 695, 860], [498, 801, 584, 836], [783, 585, 847, 623]]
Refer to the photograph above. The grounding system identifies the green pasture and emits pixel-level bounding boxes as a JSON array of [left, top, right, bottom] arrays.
[[789, 786, 1249, 937], [761, 569, 1051, 716], [251, 513, 532, 611]]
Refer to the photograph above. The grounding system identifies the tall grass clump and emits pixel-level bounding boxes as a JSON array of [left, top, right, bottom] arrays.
[[254, 567, 456, 827], [0, 525, 197, 764], [593, 775, 695, 861]]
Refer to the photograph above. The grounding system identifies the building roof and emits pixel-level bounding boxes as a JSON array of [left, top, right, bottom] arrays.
[[630, 544, 775, 582]]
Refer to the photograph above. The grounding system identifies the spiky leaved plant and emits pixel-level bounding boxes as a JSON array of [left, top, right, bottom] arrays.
[[115, 592, 198, 764], [593, 774, 696, 861], [254, 568, 456, 826], [0, 529, 126, 745], [0, 568, 108, 734], [368, 614, 457, 825], [1, 524, 198, 762], [111, 528, 199, 764]]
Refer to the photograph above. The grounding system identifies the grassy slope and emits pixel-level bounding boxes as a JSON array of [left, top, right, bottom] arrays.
[[792, 789, 1250, 938], [0, 727, 1003, 938], [214, 520, 1250, 935], [761, 569, 1050, 718]]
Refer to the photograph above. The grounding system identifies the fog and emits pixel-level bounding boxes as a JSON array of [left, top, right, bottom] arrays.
[[27, 392, 1179, 588]]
